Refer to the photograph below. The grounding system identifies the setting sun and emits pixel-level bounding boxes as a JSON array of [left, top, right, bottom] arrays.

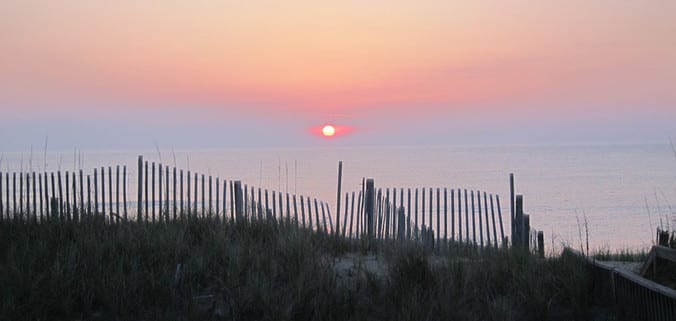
[[321, 125, 336, 137]]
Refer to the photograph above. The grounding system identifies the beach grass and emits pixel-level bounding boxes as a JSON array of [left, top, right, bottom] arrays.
[[0, 217, 614, 321]]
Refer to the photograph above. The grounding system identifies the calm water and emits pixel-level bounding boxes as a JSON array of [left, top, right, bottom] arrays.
[[2, 143, 675, 252]]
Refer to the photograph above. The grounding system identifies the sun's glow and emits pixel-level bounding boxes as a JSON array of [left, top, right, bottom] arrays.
[[321, 125, 336, 137]]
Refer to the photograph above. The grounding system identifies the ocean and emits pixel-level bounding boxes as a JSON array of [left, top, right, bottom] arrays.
[[2, 143, 675, 252]]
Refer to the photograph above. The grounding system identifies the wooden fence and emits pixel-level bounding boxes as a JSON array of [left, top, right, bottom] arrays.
[[353, 178, 508, 249], [565, 248, 676, 320], [0, 156, 525, 251], [0, 156, 333, 232]]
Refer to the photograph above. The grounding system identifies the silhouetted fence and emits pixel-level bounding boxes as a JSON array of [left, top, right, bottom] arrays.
[[565, 248, 676, 321], [0, 156, 537, 252], [0, 156, 332, 231], [343, 179, 507, 249]]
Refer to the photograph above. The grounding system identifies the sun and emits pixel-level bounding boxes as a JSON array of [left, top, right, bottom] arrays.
[[321, 125, 336, 137]]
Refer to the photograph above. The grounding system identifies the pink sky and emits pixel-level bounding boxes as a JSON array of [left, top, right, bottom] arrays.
[[1, 1, 675, 149]]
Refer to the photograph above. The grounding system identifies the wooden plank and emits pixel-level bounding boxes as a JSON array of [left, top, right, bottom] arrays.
[[7, 173, 11, 219], [19, 172, 23, 218], [477, 190, 484, 247], [164, 165, 169, 218], [32, 172, 37, 220], [50, 172, 55, 220], [193, 172, 198, 218], [464, 189, 469, 243], [537, 231, 544, 258], [123, 166, 127, 219], [223, 179, 228, 221], [152, 162, 156, 220], [78, 170, 83, 221], [307, 195, 313, 230], [39, 173, 43, 220], [384, 188, 390, 240], [444, 188, 448, 244], [349, 192, 355, 238], [233, 180, 243, 219], [71, 171, 76, 221], [272, 189, 277, 219], [293, 194, 298, 227], [437, 188, 441, 244], [414, 188, 419, 237], [484, 192, 491, 248], [393, 188, 397, 239], [471, 190, 476, 245], [407, 188, 411, 239], [137, 156, 142, 222], [57, 171, 63, 220], [286, 193, 291, 224], [451, 189, 455, 242], [514, 195, 524, 248], [87, 175, 91, 217], [208, 175, 212, 218], [215, 177, 219, 218], [299, 194, 305, 228], [159, 164, 163, 220], [397, 207, 406, 241], [510, 173, 515, 243], [429, 187, 433, 241], [421, 187, 426, 231], [336, 161, 342, 236], [174, 168, 178, 220], [144, 162, 148, 221], [496, 195, 505, 245], [341, 192, 349, 237], [257, 188, 262, 220], [265, 189, 270, 220], [376, 188, 382, 239], [229, 180, 234, 221], [115, 166, 119, 220], [63, 171, 68, 218], [187, 170, 191, 217], [490, 194, 498, 248], [94, 168, 98, 214], [278, 191, 283, 222], [108, 167, 113, 223], [355, 191, 363, 239]]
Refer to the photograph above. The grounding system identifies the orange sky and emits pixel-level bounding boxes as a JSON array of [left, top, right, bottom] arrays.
[[1, 1, 675, 148]]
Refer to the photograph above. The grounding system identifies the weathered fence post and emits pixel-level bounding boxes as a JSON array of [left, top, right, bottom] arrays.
[[365, 178, 375, 239], [336, 161, 342, 237], [233, 180, 243, 220], [537, 231, 545, 258], [478, 190, 484, 248], [144, 161, 148, 221], [514, 195, 524, 248], [496, 195, 506, 246], [510, 173, 515, 244], [397, 207, 406, 241], [87, 175, 91, 217]]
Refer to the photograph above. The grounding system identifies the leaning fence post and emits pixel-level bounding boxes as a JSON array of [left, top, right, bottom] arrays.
[[537, 231, 545, 258]]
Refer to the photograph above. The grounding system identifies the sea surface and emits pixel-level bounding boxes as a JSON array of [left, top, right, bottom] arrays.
[[2, 143, 675, 252]]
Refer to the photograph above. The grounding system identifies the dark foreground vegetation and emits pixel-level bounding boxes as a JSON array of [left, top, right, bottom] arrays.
[[0, 218, 615, 321]]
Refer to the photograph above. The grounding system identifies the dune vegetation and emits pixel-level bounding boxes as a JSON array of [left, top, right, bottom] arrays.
[[0, 217, 615, 321]]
